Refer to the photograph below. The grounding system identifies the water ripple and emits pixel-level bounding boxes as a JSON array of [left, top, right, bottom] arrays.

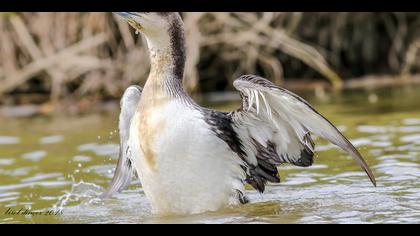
[[21, 151, 47, 162], [40, 135, 64, 144], [0, 136, 20, 145]]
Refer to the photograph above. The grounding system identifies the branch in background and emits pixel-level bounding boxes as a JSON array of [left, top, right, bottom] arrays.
[[0, 33, 108, 95], [402, 39, 420, 75], [268, 30, 343, 89], [0, 12, 419, 106], [9, 14, 66, 100], [199, 12, 343, 89]]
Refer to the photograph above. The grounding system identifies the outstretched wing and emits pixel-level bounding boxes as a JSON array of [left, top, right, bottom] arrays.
[[101, 85, 143, 198], [231, 75, 376, 191]]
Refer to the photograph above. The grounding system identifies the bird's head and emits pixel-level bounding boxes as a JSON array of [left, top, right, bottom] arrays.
[[113, 12, 182, 38], [114, 12, 186, 78]]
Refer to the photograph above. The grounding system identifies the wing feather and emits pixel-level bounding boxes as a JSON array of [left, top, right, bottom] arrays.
[[101, 85, 143, 198], [232, 75, 376, 187]]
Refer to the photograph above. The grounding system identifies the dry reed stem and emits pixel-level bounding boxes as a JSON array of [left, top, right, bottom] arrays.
[[0, 33, 108, 94], [0, 12, 419, 105]]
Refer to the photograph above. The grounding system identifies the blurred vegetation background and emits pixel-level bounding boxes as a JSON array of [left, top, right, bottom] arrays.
[[0, 12, 419, 114]]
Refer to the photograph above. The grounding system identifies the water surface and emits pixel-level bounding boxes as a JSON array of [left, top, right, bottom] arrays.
[[1, 85, 420, 224]]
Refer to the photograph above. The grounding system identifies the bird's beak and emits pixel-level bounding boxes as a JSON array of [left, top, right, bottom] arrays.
[[113, 12, 136, 20], [113, 12, 144, 32]]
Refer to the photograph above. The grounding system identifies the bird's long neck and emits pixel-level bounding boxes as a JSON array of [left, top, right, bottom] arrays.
[[144, 17, 186, 97]]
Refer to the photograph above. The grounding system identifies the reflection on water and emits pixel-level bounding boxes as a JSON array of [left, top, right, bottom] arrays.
[[0, 84, 420, 224]]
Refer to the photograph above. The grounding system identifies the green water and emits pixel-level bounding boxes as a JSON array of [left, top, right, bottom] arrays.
[[1, 85, 420, 224]]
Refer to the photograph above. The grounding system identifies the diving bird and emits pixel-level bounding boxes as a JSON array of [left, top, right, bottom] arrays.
[[102, 12, 376, 215]]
